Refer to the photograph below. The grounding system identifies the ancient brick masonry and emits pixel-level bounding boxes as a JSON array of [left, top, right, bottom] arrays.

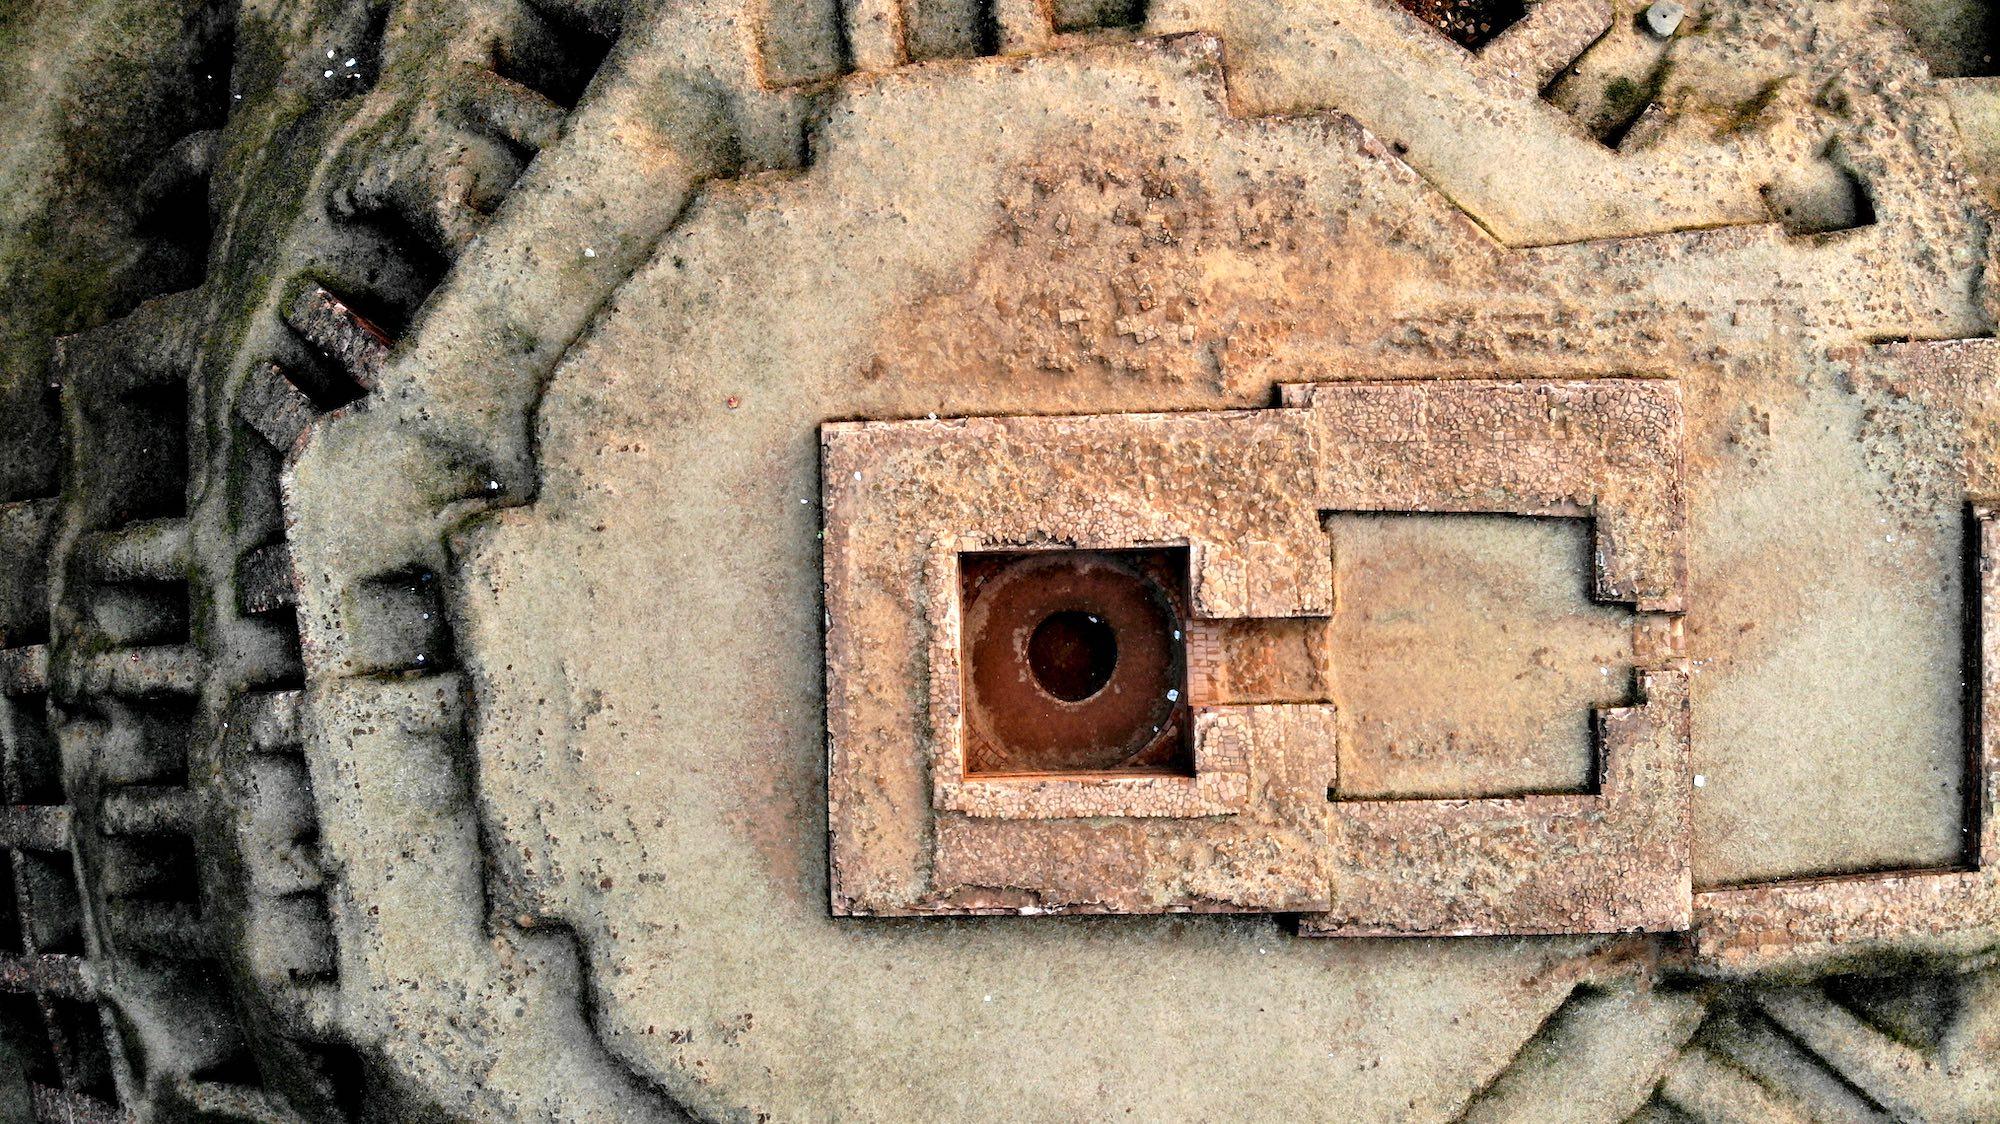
[[824, 379, 1691, 932], [824, 404, 1336, 915]]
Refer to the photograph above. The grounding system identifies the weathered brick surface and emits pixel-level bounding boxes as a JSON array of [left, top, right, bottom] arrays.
[[825, 380, 1690, 927]]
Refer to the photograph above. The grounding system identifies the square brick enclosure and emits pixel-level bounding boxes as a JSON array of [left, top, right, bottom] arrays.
[[956, 547, 1195, 778], [823, 381, 1691, 930]]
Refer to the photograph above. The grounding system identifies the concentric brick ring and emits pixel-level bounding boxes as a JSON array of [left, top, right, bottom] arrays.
[[961, 550, 1189, 774]]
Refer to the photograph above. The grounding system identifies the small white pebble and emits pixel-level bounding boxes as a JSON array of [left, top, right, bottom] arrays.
[[345, 57, 357, 67], [983, 995, 993, 1002], [327, 49, 336, 59], [323, 69, 334, 78], [488, 479, 500, 490], [1166, 688, 1180, 702], [1693, 774, 1708, 788], [852, 471, 862, 481], [583, 246, 597, 258]]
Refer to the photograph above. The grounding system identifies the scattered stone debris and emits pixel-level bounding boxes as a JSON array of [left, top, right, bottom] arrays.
[[1395, 0, 1528, 49]]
